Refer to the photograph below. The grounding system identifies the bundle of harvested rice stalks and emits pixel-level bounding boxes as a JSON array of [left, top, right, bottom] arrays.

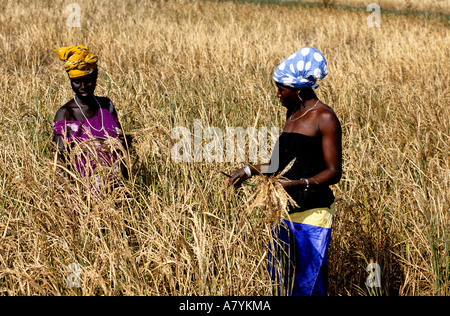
[[247, 159, 298, 225]]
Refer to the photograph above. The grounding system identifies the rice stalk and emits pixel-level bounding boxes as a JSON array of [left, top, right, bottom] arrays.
[[247, 159, 298, 225]]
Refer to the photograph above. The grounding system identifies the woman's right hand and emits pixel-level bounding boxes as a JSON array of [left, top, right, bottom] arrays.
[[227, 167, 250, 188]]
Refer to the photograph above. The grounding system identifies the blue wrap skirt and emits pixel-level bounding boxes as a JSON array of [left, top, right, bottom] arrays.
[[268, 203, 334, 296]]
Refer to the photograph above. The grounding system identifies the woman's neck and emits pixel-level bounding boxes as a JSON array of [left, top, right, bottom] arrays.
[[75, 94, 98, 109]]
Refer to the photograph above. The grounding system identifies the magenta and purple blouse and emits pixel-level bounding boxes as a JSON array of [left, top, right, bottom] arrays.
[[52, 98, 122, 178]]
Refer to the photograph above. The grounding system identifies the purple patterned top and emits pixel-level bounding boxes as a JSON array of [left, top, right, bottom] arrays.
[[52, 98, 122, 178]]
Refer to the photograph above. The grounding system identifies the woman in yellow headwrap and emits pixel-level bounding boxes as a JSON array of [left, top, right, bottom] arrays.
[[52, 45, 129, 185]]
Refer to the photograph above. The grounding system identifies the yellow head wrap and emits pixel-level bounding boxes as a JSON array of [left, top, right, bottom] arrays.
[[54, 45, 98, 79]]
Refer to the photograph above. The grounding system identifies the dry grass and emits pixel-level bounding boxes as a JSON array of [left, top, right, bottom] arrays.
[[283, 0, 450, 14], [0, 0, 449, 295]]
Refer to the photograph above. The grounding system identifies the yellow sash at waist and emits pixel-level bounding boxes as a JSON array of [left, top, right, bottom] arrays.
[[281, 203, 335, 229]]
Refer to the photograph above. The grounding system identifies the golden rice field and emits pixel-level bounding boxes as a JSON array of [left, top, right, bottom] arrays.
[[300, 0, 449, 14], [0, 0, 448, 296]]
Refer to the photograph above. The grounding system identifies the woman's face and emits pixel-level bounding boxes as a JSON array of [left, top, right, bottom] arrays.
[[70, 71, 97, 100], [275, 83, 301, 109]]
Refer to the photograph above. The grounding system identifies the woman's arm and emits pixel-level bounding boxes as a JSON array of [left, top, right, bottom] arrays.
[[102, 97, 131, 151], [316, 110, 342, 185], [100, 97, 131, 179], [53, 134, 67, 163], [52, 106, 72, 163], [227, 163, 274, 186]]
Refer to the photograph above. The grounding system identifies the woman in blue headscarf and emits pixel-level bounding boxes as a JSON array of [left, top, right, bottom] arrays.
[[229, 47, 342, 296]]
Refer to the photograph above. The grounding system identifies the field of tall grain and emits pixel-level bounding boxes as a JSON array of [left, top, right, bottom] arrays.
[[0, 0, 448, 296]]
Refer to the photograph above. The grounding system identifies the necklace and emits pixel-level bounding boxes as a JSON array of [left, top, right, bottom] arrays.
[[74, 95, 105, 132], [289, 99, 320, 122]]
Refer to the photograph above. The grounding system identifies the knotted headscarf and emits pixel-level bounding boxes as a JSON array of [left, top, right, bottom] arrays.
[[273, 47, 328, 90], [54, 45, 98, 78]]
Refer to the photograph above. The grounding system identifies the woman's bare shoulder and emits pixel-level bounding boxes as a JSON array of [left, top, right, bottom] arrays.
[[317, 103, 341, 131], [54, 100, 75, 121]]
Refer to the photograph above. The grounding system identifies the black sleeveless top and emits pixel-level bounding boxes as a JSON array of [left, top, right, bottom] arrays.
[[269, 132, 335, 212]]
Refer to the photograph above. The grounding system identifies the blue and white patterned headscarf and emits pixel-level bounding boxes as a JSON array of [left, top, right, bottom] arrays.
[[273, 47, 328, 90]]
